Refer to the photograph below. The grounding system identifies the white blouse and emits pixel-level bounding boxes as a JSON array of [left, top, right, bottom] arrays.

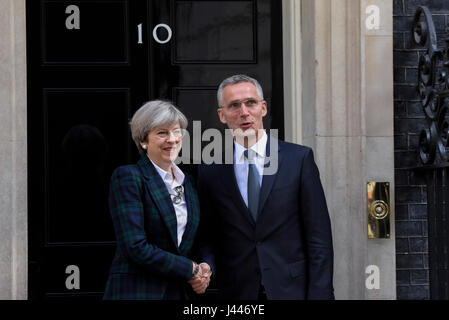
[[149, 158, 188, 247]]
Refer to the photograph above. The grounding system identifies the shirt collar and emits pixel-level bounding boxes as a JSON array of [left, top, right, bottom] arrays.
[[234, 130, 267, 163], [148, 156, 185, 186]]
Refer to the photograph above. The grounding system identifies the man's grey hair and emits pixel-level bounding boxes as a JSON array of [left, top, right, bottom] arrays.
[[130, 99, 188, 155], [217, 74, 264, 107]]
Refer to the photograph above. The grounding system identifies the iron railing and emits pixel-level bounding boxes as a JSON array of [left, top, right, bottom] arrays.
[[412, 6, 449, 299]]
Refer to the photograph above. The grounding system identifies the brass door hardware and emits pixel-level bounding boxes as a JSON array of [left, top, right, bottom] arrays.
[[367, 182, 390, 239]]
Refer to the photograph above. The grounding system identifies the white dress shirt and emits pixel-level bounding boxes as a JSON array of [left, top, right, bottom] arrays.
[[233, 131, 267, 208], [149, 158, 188, 247]]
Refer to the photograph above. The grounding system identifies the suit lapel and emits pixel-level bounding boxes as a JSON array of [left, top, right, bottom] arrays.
[[258, 136, 283, 216], [220, 147, 257, 227], [179, 176, 200, 254], [137, 155, 179, 252]]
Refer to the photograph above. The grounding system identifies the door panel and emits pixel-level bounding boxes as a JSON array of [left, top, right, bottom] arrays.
[[44, 89, 129, 243], [43, 246, 116, 298], [27, 0, 283, 299], [42, 1, 130, 64], [173, 1, 256, 63]]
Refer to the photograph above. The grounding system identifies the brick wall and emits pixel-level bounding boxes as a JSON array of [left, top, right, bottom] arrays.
[[394, 0, 449, 299]]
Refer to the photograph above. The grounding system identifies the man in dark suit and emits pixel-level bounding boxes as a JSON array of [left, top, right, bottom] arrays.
[[196, 75, 334, 300]]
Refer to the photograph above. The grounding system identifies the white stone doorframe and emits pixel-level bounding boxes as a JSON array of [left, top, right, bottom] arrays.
[[0, 0, 28, 300], [282, 0, 396, 299]]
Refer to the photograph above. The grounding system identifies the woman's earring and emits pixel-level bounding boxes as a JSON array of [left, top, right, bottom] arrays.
[[142, 145, 147, 150]]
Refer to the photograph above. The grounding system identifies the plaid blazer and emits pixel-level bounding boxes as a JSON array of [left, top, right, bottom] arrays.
[[103, 155, 200, 300]]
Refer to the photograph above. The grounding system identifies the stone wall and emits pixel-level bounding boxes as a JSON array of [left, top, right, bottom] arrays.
[[293, 0, 396, 299], [0, 0, 28, 300]]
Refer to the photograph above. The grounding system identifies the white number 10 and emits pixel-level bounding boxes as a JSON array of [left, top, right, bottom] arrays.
[[137, 23, 173, 44]]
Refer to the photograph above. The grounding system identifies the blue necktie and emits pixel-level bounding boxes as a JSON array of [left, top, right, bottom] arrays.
[[244, 149, 260, 221]]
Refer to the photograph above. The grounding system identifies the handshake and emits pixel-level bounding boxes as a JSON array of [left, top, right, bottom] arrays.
[[188, 262, 212, 294]]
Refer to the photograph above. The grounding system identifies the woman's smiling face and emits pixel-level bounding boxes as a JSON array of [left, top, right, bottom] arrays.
[[142, 122, 183, 171]]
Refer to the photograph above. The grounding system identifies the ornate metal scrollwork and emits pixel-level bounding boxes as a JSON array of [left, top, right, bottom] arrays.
[[413, 6, 449, 165]]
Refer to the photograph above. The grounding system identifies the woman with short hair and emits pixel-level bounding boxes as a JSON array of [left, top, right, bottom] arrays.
[[103, 100, 210, 300]]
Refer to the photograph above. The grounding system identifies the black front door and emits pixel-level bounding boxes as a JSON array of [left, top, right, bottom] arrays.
[[27, 0, 283, 299]]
